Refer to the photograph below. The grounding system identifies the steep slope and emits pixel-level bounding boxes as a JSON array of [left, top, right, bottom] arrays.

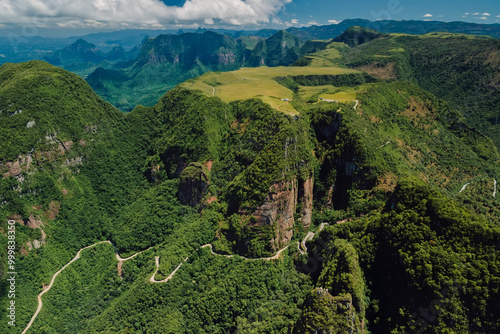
[[348, 33, 500, 148], [135, 31, 244, 69], [292, 79, 500, 333], [247, 30, 305, 67], [299, 31, 500, 148], [87, 30, 317, 111], [138, 88, 314, 257], [0, 60, 120, 161], [88, 31, 247, 111], [2, 29, 500, 333], [0, 61, 139, 332]]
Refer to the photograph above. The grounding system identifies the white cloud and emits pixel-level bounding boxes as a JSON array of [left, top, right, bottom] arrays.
[[308, 21, 318, 26], [479, 16, 488, 20], [497, 15, 500, 17], [271, 17, 282, 24], [465, 12, 469, 15], [290, 18, 299, 24], [472, 12, 480, 15], [0, 0, 292, 28], [423, 14, 433, 18], [328, 19, 340, 24], [482, 13, 491, 16]]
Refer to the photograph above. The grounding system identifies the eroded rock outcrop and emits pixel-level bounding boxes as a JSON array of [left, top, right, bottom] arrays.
[[177, 162, 209, 206], [1, 153, 33, 178], [246, 176, 313, 252]]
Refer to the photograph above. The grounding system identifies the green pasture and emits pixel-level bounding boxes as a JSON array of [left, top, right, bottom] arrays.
[[181, 66, 358, 115]]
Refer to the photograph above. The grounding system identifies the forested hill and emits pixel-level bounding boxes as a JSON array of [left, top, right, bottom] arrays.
[[1, 28, 500, 334], [0, 61, 121, 161], [297, 27, 500, 149]]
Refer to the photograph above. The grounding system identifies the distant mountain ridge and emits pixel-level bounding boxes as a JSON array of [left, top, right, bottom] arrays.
[[332, 26, 387, 47], [2, 18, 498, 66], [88, 30, 318, 110], [136, 31, 244, 70], [85, 18, 500, 112], [43, 39, 137, 66], [287, 18, 500, 40], [247, 30, 305, 67]]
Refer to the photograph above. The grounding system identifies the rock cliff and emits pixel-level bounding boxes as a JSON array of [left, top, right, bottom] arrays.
[[246, 176, 313, 252], [177, 162, 210, 206]]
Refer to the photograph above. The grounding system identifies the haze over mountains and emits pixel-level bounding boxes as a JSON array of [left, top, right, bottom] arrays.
[[1, 18, 500, 334], [32, 18, 493, 112], [2, 18, 500, 64]]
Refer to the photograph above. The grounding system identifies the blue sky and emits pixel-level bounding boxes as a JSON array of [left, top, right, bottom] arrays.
[[283, 0, 500, 26], [0, 0, 499, 36]]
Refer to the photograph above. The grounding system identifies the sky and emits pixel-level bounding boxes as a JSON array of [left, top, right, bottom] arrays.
[[0, 0, 499, 37]]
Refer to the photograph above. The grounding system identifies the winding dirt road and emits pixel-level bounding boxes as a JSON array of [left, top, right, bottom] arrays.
[[21, 241, 110, 334], [299, 232, 315, 255], [200, 243, 291, 261], [22, 239, 300, 333], [149, 255, 191, 283], [459, 183, 470, 193], [353, 100, 359, 110]]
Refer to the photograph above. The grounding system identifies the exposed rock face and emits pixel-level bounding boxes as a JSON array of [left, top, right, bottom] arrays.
[[138, 32, 244, 70], [299, 177, 313, 229], [217, 52, 236, 65], [2, 137, 79, 179], [2, 160, 22, 177], [246, 176, 313, 252], [1, 153, 33, 178], [178, 162, 209, 206], [45, 201, 60, 220], [249, 180, 296, 251], [27, 214, 43, 229]]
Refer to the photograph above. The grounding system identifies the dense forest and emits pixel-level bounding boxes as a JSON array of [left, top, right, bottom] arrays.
[[1, 26, 500, 334]]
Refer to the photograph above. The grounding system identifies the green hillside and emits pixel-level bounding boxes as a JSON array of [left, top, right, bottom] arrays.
[[333, 26, 387, 47], [299, 30, 500, 148], [0, 60, 120, 161], [1, 28, 500, 333]]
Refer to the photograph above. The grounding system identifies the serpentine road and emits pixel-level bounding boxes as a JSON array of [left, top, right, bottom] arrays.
[[353, 99, 359, 110], [21, 241, 110, 334], [21, 238, 300, 333], [459, 183, 470, 193]]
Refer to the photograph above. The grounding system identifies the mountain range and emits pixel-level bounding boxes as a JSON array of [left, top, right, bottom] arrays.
[[86, 30, 320, 110], [0, 23, 500, 334]]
